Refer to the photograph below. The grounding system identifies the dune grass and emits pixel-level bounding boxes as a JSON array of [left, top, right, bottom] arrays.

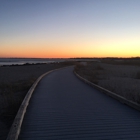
[[0, 78, 35, 125], [101, 58, 140, 66], [74, 60, 140, 104], [74, 62, 103, 84], [136, 71, 140, 79]]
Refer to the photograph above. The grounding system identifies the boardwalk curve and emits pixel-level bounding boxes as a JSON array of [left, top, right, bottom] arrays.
[[11, 67, 140, 139], [6, 67, 69, 140]]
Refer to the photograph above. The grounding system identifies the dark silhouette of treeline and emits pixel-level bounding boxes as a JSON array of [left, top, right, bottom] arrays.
[[71, 57, 140, 66], [71, 57, 140, 59]]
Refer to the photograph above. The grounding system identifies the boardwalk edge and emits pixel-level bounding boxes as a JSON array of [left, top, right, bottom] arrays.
[[6, 66, 70, 140], [74, 71, 140, 111]]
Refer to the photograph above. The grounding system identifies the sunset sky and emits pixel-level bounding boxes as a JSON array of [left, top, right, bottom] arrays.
[[0, 0, 140, 58]]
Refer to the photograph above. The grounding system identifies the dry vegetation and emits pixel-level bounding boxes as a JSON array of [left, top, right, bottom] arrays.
[[74, 59, 140, 104]]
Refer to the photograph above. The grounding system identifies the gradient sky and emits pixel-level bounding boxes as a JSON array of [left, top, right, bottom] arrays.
[[0, 0, 140, 58]]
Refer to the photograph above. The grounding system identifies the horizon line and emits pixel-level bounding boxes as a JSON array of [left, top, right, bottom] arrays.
[[0, 57, 140, 59]]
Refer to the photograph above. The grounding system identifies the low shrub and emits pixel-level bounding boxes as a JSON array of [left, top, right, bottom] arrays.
[[136, 71, 140, 79], [74, 62, 100, 84], [96, 65, 104, 70]]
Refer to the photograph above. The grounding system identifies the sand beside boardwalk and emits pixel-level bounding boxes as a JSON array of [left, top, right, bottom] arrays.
[[0, 62, 73, 140]]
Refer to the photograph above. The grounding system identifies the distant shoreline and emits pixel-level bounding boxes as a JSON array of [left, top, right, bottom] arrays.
[[0, 58, 68, 66]]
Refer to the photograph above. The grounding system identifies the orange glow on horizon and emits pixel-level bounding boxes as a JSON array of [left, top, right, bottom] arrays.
[[1, 40, 140, 58], [0, 48, 140, 58]]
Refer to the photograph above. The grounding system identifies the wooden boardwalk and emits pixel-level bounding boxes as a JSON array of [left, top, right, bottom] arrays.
[[19, 67, 140, 139]]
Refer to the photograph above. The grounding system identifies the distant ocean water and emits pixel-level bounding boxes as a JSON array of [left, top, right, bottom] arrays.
[[0, 58, 66, 66]]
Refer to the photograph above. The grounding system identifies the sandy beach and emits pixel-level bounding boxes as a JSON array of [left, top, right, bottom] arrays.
[[0, 62, 73, 140]]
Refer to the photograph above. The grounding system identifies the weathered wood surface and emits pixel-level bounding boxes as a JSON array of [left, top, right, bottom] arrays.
[[19, 67, 140, 139]]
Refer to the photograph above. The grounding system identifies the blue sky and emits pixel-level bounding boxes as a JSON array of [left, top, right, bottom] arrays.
[[0, 0, 140, 58]]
